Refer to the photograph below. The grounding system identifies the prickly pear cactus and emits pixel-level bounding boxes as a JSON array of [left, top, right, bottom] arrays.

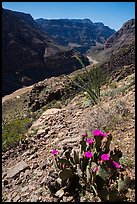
[[50, 129, 132, 202], [81, 157, 89, 172], [118, 178, 127, 192], [58, 169, 73, 181], [58, 158, 72, 167], [94, 136, 102, 152], [86, 165, 92, 182], [80, 139, 86, 153], [97, 165, 109, 181], [76, 164, 82, 177], [73, 150, 80, 164], [65, 151, 70, 159]]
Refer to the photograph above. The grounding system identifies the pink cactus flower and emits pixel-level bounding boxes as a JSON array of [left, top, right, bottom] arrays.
[[84, 151, 93, 158], [93, 166, 98, 172], [100, 132, 107, 137], [86, 138, 94, 144], [101, 154, 110, 161], [51, 149, 58, 155], [112, 161, 121, 169], [93, 129, 102, 136]]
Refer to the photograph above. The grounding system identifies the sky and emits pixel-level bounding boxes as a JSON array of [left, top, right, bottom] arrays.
[[2, 2, 135, 31]]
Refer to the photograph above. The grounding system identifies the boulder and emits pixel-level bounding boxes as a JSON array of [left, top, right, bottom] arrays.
[[6, 160, 29, 179]]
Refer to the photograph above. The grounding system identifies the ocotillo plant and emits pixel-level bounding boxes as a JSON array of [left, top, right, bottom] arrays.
[[65, 55, 103, 105]]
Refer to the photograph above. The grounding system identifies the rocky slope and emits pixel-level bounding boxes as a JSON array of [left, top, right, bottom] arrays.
[[104, 19, 135, 48], [2, 42, 135, 202], [2, 8, 89, 96], [87, 19, 135, 63], [2, 70, 135, 202], [35, 18, 115, 52]]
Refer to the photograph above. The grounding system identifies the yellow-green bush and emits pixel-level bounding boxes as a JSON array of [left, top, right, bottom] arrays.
[[2, 118, 32, 150]]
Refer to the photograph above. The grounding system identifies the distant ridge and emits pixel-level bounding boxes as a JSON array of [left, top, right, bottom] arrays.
[[35, 18, 115, 51], [2, 8, 89, 96]]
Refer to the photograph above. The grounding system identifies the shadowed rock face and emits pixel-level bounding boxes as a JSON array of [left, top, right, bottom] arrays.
[[35, 18, 116, 51], [104, 19, 135, 48], [98, 20, 135, 80], [2, 8, 89, 96], [87, 19, 135, 64]]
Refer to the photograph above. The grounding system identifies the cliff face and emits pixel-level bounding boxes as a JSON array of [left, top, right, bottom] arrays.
[[35, 18, 115, 51], [104, 19, 135, 48], [87, 19, 135, 64], [2, 9, 89, 96], [95, 19, 135, 80]]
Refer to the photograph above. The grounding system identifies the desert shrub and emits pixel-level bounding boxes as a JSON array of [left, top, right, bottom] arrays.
[[101, 73, 135, 99], [2, 118, 32, 151], [109, 82, 117, 89], [50, 130, 132, 202], [85, 104, 120, 132]]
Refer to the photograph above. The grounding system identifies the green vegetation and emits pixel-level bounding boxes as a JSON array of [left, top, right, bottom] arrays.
[[118, 45, 133, 55], [101, 74, 135, 99], [42, 99, 63, 111], [119, 157, 134, 169], [67, 56, 103, 106], [109, 82, 117, 89], [2, 118, 32, 151]]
